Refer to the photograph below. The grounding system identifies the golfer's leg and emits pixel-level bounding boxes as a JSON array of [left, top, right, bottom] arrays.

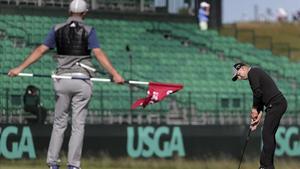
[[260, 113, 275, 169], [260, 101, 287, 168], [47, 80, 72, 165], [68, 80, 92, 167]]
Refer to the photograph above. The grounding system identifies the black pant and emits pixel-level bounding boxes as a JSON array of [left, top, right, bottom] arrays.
[[260, 96, 287, 169]]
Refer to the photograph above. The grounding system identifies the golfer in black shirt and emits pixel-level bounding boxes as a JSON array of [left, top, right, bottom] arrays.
[[232, 63, 287, 169]]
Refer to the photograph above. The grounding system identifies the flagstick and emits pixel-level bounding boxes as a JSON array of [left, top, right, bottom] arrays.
[[76, 62, 149, 85], [127, 80, 149, 85], [5, 72, 149, 85], [76, 62, 96, 72]]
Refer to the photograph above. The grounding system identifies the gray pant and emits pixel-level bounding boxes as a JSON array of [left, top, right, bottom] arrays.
[[47, 78, 92, 167]]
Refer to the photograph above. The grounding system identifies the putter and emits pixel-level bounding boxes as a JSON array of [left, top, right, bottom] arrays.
[[237, 127, 252, 169]]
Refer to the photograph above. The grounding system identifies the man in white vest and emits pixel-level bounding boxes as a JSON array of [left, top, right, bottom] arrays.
[[8, 0, 124, 168]]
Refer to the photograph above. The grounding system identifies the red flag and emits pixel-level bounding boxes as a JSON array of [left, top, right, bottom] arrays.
[[131, 82, 184, 109]]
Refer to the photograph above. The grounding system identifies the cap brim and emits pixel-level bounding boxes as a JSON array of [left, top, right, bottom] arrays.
[[232, 75, 238, 81], [232, 68, 238, 81]]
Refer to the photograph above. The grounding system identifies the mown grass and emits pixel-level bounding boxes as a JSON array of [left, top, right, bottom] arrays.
[[220, 22, 300, 61], [0, 157, 299, 169]]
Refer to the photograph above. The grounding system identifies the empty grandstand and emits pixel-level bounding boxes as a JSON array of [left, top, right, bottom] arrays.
[[0, 1, 299, 126]]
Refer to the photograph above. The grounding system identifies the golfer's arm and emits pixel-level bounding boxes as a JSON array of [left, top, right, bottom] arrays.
[[249, 74, 263, 109], [93, 48, 119, 77], [18, 44, 49, 71]]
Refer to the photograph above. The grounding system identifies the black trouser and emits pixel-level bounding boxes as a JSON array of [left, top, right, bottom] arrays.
[[260, 96, 287, 169]]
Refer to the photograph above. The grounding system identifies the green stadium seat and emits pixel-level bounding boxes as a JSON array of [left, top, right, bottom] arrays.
[[0, 14, 298, 117]]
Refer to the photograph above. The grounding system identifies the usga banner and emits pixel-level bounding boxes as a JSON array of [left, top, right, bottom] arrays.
[[127, 126, 185, 158], [275, 126, 300, 157], [1, 124, 300, 160], [0, 126, 36, 159]]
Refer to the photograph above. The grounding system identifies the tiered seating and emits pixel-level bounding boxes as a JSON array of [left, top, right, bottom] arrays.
[[0, 14, 299, 118], [162, 22, 300, 113]]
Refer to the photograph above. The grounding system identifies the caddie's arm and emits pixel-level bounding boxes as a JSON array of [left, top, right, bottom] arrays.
[[8, 45, 49, 77], [93, 48, 124, 84]]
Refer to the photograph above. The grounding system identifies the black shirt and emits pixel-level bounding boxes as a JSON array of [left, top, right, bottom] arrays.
[[248, 67, 282, 110]]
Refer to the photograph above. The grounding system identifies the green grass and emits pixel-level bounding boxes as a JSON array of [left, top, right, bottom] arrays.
[[0, 157, 299, 169], [220, 22, 300, 61]]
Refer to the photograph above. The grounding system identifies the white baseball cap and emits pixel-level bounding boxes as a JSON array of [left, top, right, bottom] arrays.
[[69, 0, 88, 13], [232, 63, 246, 81], [200, 2, 210, 8]]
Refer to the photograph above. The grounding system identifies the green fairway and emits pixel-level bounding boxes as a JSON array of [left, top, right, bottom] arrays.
[[0, 157, 299, 169]]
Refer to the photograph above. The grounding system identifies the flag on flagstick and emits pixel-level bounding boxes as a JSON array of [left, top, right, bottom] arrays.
[[131, 82, 184, 109]]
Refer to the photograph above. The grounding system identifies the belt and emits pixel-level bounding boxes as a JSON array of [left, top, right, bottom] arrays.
[[59, 73, 90, 78]]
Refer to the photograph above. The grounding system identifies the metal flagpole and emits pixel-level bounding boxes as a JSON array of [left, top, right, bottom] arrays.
[[1, 72, 149, 85]]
